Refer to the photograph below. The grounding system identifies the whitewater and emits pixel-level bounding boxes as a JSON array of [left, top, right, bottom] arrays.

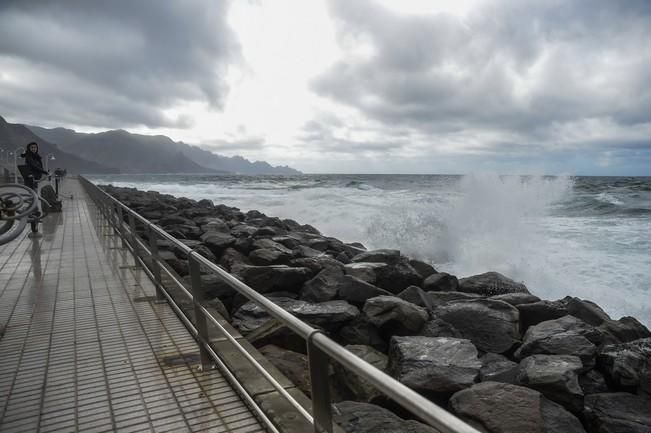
[[88, 173, 651, 326]]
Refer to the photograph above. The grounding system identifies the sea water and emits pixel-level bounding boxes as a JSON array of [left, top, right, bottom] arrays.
[[88, 173, 651, 326]]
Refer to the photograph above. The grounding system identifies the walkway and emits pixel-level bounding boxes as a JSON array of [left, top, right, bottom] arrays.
[[0, 178, 266, 433]]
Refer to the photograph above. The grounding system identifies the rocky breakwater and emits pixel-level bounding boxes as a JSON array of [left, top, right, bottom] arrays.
[[104, 184, 651, 433]]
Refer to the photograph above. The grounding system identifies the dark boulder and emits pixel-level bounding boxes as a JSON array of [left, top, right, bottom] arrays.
[[597, 338, 651, 395], [422, 272, 458, 292], [230, 224, 258, 237], [218, 247, 250, 272], [159, 214, 195, 226], [249, 248, 293, 266], [479, 353, 519, 384], [293, 245, 325, 258], [182, 273, 236, 301], [449, 382, 586, 433], [408, 259, 437, 279], [579, 370, 609, 395], [333, 401, 440, 433], [259, 345, 311, 397], [351, 249, 401, 264], [515, 315, 602, 368], [338, 277, 392, 306], [418, 319, 462, 339], [200, 232, 236, 254], [271, 235, 302, 250], [345, 262, 422, 294], [344, 262, 386, 284], [458, 271, 529, 296], [491, 293, 541, 306], [435, 299, 520, 354], [388, 336, 481, 394], [517, 354, 584, 413], [342, 243, 366, 258], [300, 266, 345, 303], [599, 317, 651, 344], [233, 265, 312, 294], [253, 226, 278, 237], [517, 300, 570, 330], [584, 392, 651, 433], [336, 317, 387, 353], [563, 296, 611, 326], [363, 296, 429, 336], [334, 345, 388, 403], [290, 257, 345, 274]]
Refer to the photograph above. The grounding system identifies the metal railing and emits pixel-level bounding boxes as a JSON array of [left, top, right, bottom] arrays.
[[79, 176, 481, 433]]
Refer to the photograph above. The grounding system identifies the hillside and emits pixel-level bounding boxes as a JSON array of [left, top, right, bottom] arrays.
[[0, 116, 116, 174], [29, 125, 301, 175]]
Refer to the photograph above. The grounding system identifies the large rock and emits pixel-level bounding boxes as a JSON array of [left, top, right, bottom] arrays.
[[435, 299, 520, 353], [344, 262, 386, 284], [584, 393, 651, 433], [182, 273, 236, 301], [351, 249, 401, 264], [233, 297, 359, 334], [200, 231, 236, 253], [249, 248, 293, 265], [345, 262, 422, 294], [597, 338, 651, 395], [563, 296, 611, 326], [337, 277, 392, 306], [290, 256, 345, 273], [517, 300, 569, 330], [418, 319, 462, 339], [422, 272, 458, 292], [458, 272, 529, 296], [517, 355, 584, 413], [218, 247, 250, 271], [300, 266, 345, 303], [334, 345, 387, 403], [259, 345, 311, 397], [234, 265, 312, 293], [388, 336, 481, 394], [449, 382, 586, 433], [333, 401, 440, 433], [363, 296, 429, 336], [599, 317, 651, 344], [515, 315, 602, 368], [479, 353, 519, 384], [579, 370, 609, 395], [398, 286, 482, 309], [336, 317, 387, 353], [491, 293, 541, 306], [409, 259, 437, 279]]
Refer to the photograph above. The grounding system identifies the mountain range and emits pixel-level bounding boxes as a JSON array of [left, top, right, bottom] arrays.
[[0, 115, 300, 174]]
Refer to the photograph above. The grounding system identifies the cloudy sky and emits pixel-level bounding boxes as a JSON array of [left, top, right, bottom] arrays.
[[1, 0, 650, 174]]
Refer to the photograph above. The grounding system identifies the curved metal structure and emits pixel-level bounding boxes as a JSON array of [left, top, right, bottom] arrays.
[[79, 175, 481, 433], [0, 183, 38, 245]]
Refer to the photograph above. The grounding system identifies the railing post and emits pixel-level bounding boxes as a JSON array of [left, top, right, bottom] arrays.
[[189, 252, 212, 371], [308, 331, 333, 433], [127, 212, 141, 268], [147, 224, 165, 301], [116, 205, 127, 248]]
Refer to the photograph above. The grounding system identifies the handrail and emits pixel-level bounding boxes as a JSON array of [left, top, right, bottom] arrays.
[[79, 176, 481, 433]]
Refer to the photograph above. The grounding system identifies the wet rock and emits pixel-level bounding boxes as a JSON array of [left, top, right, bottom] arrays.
[[159, 214, 195, 226], [479, 353, 519, 384], [351, 249, 401, 264], [435, 299, 520, 353], [422, 272, 458, 292], [200, 231, 236, 254], [160, 250, 189, 276], [333, 401, 440, 433], [183, 273, 236, 301], [517, 300, 570, 330], [579, 369, 609, 395], [363, 296, 429, 336], [418, 318, 462, 338], [344, 262, 386, 284], [165, 224, 202, 239], [338, 277, 392, 306], [334, 345, 388, 403], [300, 266, 345, 303], [234, 265, 312, 294], [336, 317, 387, 353], [408, 259, 437, 279], [290, 256, 344, 273], [251, 238, 293, 253], [259, 345, 311, 397], [271, 235, 302, 249], [491, 293, 541, 306], [249, 248, 293, 266], [335, 252, 351, 264], [205, 297, 230, 321], [449, 382, 586, 433], [342, 243, 366, 258], [218, 248, 250, 272], [597, 338, 651, 395], [293, 245, 324, 258], [388, 336, 481, 394], [198, 218, 229, 233], [253, 226, 277, 237], [515, 315, 601, 368], [584, 392, 651, 433], [517, 354, 584, 413], [233, 297, 359, 334], [563, 296, 611, 326], [458, 271, 529, 296], [230, 224, 258, 237], [374, 261, 423, 293], [599, 317, 651, 344], [233, 236, 254, 254]]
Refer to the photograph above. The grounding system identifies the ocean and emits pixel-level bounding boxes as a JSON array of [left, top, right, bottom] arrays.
[[87, 173, 651, 326]]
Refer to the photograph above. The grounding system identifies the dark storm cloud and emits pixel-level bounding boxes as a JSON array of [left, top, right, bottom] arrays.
[[0, 0, 239, 128], [313, 0, 651, 140]]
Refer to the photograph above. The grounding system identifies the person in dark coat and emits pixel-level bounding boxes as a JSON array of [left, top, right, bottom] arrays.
[[20, 142, 49, 189]]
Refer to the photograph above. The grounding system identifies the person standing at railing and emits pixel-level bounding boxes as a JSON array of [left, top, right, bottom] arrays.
[[20, 142, 49, 189]]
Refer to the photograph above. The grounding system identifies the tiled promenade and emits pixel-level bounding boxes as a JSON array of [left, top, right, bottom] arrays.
[[0, 179, 266, 433]]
